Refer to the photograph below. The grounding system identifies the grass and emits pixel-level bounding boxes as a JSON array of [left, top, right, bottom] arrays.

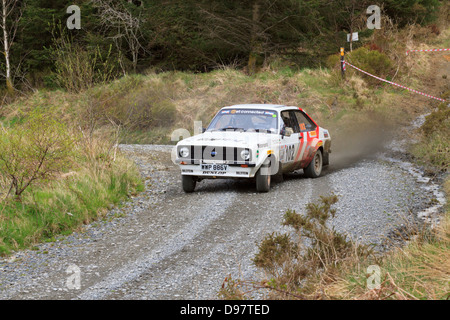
[[3, 40, 423, 149], [0, 155, 144, 256], [0, 109, 144, 255], [325, 215, 449, 300]]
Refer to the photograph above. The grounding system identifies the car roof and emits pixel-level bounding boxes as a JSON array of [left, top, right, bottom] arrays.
[[222, 104, 298, 111]]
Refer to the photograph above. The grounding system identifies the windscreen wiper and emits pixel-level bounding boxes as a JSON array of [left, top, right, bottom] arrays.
[[217, 127, 245, 132], [254, 128, 273, 133]]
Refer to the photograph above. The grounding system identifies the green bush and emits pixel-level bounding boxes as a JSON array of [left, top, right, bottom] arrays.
[[89, 77, 177, 131], [326, 47, 395, 85], [50, 23, 118, 93], [0, 107, 144, 255], [150, 99, 177, 127], [421, 103, 450, 138], [0, 109, 75, 200], [347, 47, 394, 82], [411, 103, 449, 171], [0, 162, 144, 256], [119, 82, 178, 130], [326, 53, 341, 71]]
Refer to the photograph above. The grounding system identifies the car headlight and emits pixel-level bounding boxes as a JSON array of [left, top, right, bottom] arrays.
[[240, 149, 250, 161], [179, 147, 190, 158]]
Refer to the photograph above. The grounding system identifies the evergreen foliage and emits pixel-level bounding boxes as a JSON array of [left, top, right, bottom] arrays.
[[0, 0, 442, 91]]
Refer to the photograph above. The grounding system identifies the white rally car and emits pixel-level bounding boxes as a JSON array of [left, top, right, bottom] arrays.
[[175, 104, 331, 192]]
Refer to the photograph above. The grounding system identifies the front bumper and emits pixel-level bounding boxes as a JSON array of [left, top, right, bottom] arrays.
[[178, 162, 256, 178]]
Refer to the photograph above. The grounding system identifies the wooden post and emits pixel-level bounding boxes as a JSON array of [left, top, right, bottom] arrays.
[[340, 47, 345, 79]]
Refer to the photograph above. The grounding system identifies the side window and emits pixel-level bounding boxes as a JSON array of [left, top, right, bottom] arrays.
[[294, 110, 317, 132], [280, 111, 292, 129], [280, 111, 299, 133], [288, 111, 301, 133]]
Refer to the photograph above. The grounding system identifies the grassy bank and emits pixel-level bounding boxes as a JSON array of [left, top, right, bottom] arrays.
[[0, 162, 143, 256], [0, 110, 144, 256]]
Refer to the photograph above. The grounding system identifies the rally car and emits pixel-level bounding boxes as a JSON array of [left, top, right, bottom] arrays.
[[175, 104, 331, 192]]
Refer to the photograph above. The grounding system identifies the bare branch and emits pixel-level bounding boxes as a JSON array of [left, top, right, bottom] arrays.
[[91, 0, 146, 72]]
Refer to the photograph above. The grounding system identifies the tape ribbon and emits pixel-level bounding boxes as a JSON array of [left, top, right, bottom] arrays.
[[406, 48, 450, 55], [343, 61, 447, 103]]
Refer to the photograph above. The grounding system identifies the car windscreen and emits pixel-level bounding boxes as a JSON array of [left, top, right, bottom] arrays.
[[207, 109, 278, 134]]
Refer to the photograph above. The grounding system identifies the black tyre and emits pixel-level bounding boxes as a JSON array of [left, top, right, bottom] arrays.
[[256, 167, 271, 192], [272, 161, 284, 183], [304, 149, 323, 178], [182, 175, 196, 193], [323, 151, 330, 166]]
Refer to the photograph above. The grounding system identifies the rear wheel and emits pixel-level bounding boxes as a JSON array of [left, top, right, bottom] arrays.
[[182, 175, 196, 193], [304, 149, 323, 178], [323, 151, 330, 166]]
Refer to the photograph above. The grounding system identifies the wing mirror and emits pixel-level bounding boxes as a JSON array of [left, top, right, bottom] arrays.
[[281, 126, 294, 137]]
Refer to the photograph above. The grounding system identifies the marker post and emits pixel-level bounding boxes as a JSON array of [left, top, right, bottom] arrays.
[[340, 47, 345, 79]]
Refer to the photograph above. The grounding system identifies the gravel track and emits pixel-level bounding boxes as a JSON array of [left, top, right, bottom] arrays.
[[0, 140, 443, 300]]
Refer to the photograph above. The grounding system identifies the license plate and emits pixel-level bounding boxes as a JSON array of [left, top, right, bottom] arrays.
[[201, 164, 228, 171]]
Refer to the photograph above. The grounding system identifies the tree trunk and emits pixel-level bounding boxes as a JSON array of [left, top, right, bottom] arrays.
[[247, 1, 260, 75], [2, 0, 13, 94], [349, 26, 353, 52]]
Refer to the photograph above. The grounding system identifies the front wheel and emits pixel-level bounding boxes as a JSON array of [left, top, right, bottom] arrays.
[[182, 175, 196, 193], [256, 168, 271, 192], [304, 149, 323, 178], [272, 161, 284, 183]]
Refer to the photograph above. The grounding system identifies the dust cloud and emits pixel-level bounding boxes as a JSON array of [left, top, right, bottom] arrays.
[[325, 120, 395, 172]]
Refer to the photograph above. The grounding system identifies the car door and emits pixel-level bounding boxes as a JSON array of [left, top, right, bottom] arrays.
[[292, 109, 318, 169], [279, 110, 302, 171]]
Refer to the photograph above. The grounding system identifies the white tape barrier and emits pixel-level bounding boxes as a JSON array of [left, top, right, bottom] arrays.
[[406, 48, 450, 56], [343, 61, 447, 103]]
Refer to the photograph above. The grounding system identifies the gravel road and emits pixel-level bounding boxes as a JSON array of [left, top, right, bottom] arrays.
[[0, 137, 444, 300]]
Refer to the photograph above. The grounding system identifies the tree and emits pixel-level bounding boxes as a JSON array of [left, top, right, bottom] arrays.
[[0, 0, 22, 93], [341, 0, 371, 52], [49, 22, 117, 93], [383, 0, 441, 26], [91, 0, 147, 73], [197, 0, 329, 70]]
